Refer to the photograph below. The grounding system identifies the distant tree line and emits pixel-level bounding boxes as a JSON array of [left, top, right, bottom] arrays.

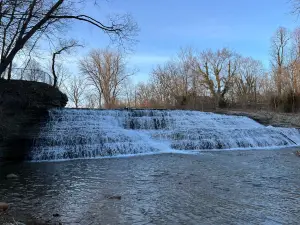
[[2, 0, 300, 112], [5, 26, 300, 112], [132, 26, 300, 113]]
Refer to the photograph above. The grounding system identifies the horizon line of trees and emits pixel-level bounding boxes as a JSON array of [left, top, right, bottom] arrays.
[[133, 25, 300, 113], [6, 26, 300, 113], [69, 26, 300, 113], [3, 1, 300, 112]]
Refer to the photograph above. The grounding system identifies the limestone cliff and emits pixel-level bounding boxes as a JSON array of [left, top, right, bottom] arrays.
[[0, 79, 67, 161]]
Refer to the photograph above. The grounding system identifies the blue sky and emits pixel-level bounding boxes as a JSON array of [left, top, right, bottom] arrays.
[[66, 0, 298, 83]]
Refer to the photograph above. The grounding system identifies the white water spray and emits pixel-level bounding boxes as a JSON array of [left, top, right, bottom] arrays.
[[28, 109, 300, 161]]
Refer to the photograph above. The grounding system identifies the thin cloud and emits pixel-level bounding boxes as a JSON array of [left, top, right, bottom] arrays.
[[129, 54, 169, 64]]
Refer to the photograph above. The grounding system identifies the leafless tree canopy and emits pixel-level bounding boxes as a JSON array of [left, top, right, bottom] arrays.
[[195, 48, 239, 107], [234, 57, 264, 106], [270, 27, 290, 95], [2, 0, 300, 113], [132, 48, 239, 109], [0, 0, 138, 77], [64, 75, 86, 108], [51, 39, 81, 87], [291, 0, 300, 15], [131, 26, 300, 112], [79, 48, 133, 109]]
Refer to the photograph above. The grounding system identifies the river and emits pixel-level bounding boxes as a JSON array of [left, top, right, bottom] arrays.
[[1, 149, 300, 224]]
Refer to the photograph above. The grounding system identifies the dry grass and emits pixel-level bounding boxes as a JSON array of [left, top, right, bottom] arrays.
[[218, 110, 300, 128]]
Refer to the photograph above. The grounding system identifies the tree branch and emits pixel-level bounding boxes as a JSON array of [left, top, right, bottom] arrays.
[[49, 14, 122, 33]]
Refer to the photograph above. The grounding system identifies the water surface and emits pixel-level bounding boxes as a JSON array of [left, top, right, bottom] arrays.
[[1, 150, 300, 224]]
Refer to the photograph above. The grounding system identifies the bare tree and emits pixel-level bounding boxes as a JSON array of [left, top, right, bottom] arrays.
[[85, 92, 99, 109], [0, 0, 138, 77], [122, 79, 136, 108], [151, 62, 178, 106], [65, 75, 86, 108], [50, 62, 70, 89], [234, 57, 264, 108], [195, 48, 238, 108], [135, 82, 158, 108], [79, 48, 132, 109], [291, 28, 300, 58], [291, 0, 300, 15], [5, 62, 13, 80], [131, 47, 274, 111], [22, 58, 49, 82], [286, 27, 300, 95], [52, 39, 81, 87], [148, 48, 199, 108], [270, 27, 290, 95]]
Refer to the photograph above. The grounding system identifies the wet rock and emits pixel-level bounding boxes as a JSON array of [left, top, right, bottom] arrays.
[[27, 220, 61, 225], [6, 173, 18, 179], [107, 195, 122, 200], [0, 202, 9, 211], [0, 79, 68, 162], [3, 223, 25, 225]]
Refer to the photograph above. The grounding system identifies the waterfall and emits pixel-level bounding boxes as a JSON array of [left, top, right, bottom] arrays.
[[28, 109, 300, 161]]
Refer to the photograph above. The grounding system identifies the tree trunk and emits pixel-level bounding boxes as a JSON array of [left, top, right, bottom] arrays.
[[7, 62, 12, 80], [0, 57, 12, 77], [98, 92, 102, 109], [52, 53, 57, 87]]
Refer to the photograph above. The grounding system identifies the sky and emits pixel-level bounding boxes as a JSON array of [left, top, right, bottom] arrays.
[[64, 0, 299, 84]]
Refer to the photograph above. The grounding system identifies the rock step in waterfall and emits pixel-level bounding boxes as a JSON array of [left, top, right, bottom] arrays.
[[28, 109, 300, 161]]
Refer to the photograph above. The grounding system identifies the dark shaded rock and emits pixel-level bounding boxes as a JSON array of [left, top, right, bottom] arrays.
[[3, 223, 25, 225], [0, 202, 9, 211], [52, 213, 60, 217], [26, 220, 62, 225], [0, 79, 67, 110], [6, 173, 18, 179], [107, 195, 122, 200], [3, 222, 25, 225], [295, 151, 300, 157], [0, 79, 68, 161]]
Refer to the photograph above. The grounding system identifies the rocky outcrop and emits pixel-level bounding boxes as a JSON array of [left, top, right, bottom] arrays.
[[0, 202, 9, 211], [6, 173, 18, 179], [0, 79, 67, 161]]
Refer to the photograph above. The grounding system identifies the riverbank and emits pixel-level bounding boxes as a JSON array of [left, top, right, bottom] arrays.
[[0, 79, 67, 161], [0, 150, 299, 224], [216, 110, 300, 128]]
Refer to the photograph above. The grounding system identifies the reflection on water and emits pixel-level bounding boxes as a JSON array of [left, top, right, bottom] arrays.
[[1, 150, 300, 224]]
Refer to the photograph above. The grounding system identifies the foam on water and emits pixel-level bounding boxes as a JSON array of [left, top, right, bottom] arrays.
[[28, 109, 300, 161]]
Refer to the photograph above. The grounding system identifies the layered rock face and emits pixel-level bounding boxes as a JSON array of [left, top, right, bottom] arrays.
[[0, 79, 67, 161]]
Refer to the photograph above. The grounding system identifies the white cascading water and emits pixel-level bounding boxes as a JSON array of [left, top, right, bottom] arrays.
[[28, 109, 300, 161]]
